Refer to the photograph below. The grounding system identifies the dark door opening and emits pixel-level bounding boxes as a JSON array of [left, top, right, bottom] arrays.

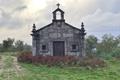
[[53, 41, 65, 56]]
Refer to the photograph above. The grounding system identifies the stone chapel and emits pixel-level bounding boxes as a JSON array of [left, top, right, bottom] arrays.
[[31, 4, 86, 56]]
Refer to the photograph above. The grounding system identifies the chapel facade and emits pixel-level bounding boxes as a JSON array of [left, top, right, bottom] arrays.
[[31, 4, 86, 56]]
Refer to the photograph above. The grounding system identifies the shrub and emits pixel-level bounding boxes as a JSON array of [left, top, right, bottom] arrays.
[[78, 56, 106, 68], [112, 48, 120, 57], [31, 55, 78, 67], [17, 52, 106, 68], [17, 52, 32, 63]]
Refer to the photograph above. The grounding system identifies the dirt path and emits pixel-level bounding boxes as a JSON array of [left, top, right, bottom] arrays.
[[0, 55, 25, 80], [12, 56, 24, 78]]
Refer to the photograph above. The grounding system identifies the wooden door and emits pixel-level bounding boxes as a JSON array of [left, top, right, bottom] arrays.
[[53, 41, 65, 56]]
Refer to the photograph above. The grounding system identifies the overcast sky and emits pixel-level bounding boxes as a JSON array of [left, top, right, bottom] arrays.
[[0, 0, 120, 45]]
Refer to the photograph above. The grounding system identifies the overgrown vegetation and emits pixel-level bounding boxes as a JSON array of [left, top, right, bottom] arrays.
[[1, 53, 120, 80], [17, 52, 106, 68], [86, 34, 120, 59], [0, 38, 31, 52], [20, 59, 120, 80]]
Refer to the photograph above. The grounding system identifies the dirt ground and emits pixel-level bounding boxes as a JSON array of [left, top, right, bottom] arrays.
[[0, 55, 24, 80]]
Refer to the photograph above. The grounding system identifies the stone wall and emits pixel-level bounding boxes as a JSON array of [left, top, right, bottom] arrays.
[[32, 21, 82, 56]]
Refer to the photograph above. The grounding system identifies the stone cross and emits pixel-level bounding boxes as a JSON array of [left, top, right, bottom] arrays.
[[57, 3, 60, 8]]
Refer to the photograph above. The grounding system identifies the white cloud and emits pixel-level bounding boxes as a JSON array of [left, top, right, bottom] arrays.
[[0, 25, 32, 45], [83, 9, 120, 31], [82, 8, 120, 39], [0, 0, 120, 44]]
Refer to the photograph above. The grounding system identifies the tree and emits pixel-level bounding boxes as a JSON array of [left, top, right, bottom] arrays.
[[15, 40, 24, 51], [115, 35, 120, 47], [0, 38, 31, 52], [0, 44, 2, 52], [23, 43, 31, 52], [2, 38, 14, 51], [97, 34, 117, 53], [85, 35, 98, 54]]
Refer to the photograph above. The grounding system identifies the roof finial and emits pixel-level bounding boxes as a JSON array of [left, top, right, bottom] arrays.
[[81, 22, 84, 28], [57, 3, 60, 8], [33, 24, 36, 29], [32, 24, 36, 32]]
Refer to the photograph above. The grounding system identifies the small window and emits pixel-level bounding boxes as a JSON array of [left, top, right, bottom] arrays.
[[72, 45, 77, 50], [42, 45, 46, 50]]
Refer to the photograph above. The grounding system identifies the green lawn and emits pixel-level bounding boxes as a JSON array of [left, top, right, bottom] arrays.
[[0, 52, 120, 80]]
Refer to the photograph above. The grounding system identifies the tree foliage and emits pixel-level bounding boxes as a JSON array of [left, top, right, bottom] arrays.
[[15, 40, 24, 51], [0, 38, 31, 52], [86, 34, 120, 59], [85, 35, 98, 54], [97, 34, 117, 53], [2, 38, 14, 51]]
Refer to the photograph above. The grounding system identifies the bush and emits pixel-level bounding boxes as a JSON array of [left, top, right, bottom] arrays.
[[78, 56, 106, 68], [17, 52, 106, 68], [94, 48, 120, 60], [111, 48, 120, 57], [31, 55, 78, 67], [17, 52, 32, 63]]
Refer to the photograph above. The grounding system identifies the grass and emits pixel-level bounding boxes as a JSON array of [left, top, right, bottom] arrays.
[[20, 60, 120, 80], [1, 52, 120, 80]]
